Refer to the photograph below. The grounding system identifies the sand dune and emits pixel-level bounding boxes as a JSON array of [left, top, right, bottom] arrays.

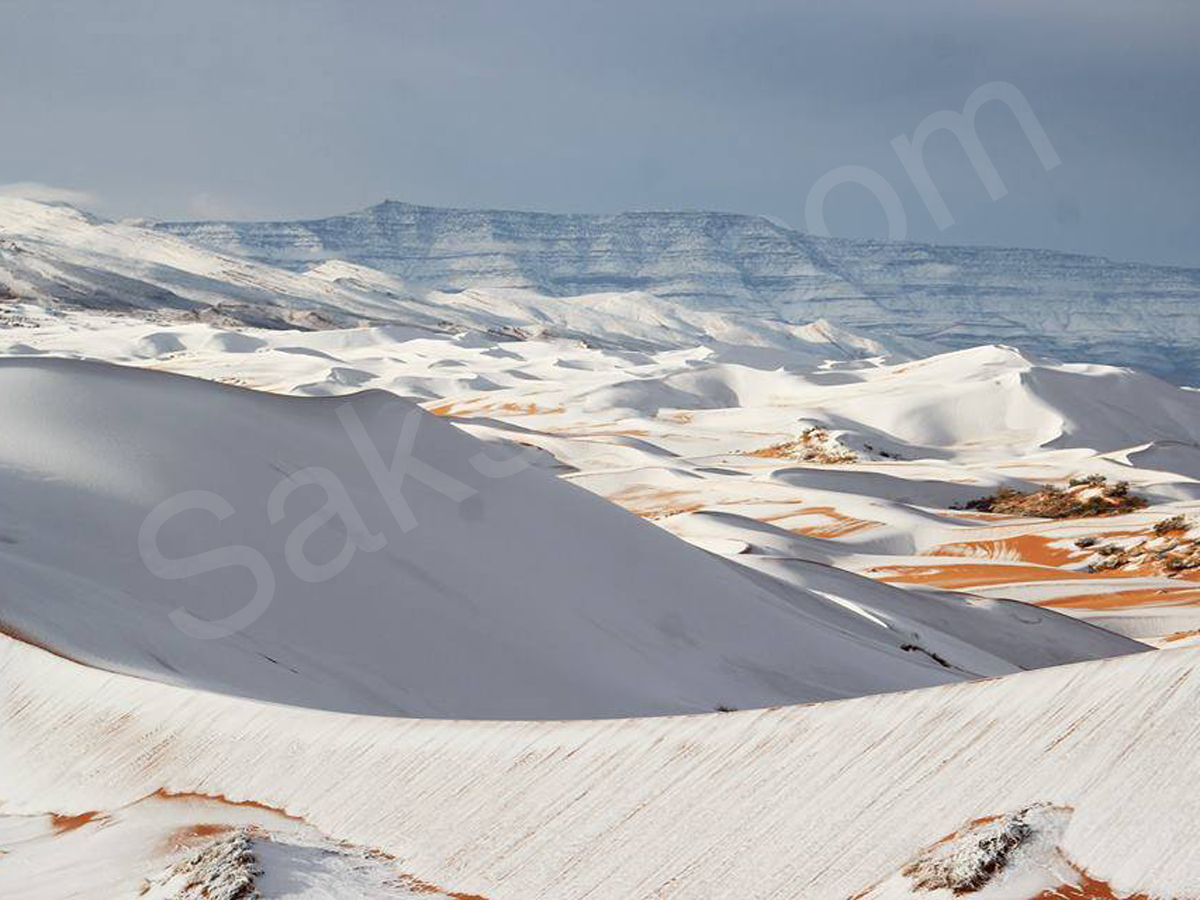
[[4, 356, 1140, 723], [2, 630, 1197, 898]]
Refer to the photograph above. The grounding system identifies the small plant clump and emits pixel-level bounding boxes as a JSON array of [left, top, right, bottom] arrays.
[[901, 806, 1049, 895], [744, 426, 858, 464], [1154, 515, 1190, 536], [1085, 522, 1200, 577], [963, 476, 1147, 519], [141, 830, 262, 900]]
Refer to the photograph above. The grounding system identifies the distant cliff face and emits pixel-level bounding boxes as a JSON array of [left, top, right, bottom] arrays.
[[156, 201, 1200, 382], [152, 201, 853, 305]]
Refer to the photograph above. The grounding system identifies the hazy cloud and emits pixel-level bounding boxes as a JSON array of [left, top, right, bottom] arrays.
[[1, 0, 1196, 265], [186, 192, 260, 221], [0, 182, 97, 207]]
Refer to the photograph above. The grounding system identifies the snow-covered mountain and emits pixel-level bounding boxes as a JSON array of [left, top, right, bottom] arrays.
[[155, 199, 1200, 382], [10, 195, 1197, 381], [0, 198, 932, 359]]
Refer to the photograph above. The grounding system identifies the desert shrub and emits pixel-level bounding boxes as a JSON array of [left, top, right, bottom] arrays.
[[964, 480, 1147, 519], [1155, 515, 1190, 536]]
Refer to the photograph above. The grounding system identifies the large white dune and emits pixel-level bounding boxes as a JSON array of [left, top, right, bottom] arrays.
[[0, 357, 1144, 721]]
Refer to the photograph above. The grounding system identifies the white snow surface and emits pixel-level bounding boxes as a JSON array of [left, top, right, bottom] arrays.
[[0, 197, 938, 360], [151, 198, 1200, 382], [2, 634, 1199, 898], [4, 203, 1200, 896], [0, 354, 1143, 719]]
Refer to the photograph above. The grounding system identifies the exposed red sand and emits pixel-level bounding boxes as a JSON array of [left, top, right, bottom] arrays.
[[931, 534, 1086, 567], [730, 500, 880, 537], [1033, 868, 1151, 899], [160, 822, 234, 854], [637, 503, 706, 520], [1162, 629, 1200, 643], [885, 522, 1200, 597], [608, 486, 706, 520], [567, 428, 652, 438], [50, 811, 100, 833], [1040, 585, 1200, 610], [426, 400, 563, 418], [404, 876, 489, 900], [788, 505, 880, 538], [873, 562, 1147, 590], [151, 789, 304, 822]]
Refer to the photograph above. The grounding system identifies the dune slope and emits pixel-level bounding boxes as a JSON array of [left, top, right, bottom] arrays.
[[0, 356, 1147, 719], [1, 633, 1196, 898]]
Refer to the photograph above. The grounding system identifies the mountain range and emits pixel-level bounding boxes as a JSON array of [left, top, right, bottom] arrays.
[[154, 199, 1200, 382]]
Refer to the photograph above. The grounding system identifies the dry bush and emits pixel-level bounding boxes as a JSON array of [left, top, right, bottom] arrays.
[[964, 478, 1147, 519], [1154, 515, 1190, 536]]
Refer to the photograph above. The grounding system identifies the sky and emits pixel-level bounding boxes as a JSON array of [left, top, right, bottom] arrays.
[[2, 0, 1197, 266]]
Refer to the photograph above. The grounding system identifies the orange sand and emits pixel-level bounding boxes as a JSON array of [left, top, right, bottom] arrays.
[[931, 534, 1085, 567], [50, 811, 100, 833], [1041, 585, 1200, 610], [873, 562, 1146, 590]]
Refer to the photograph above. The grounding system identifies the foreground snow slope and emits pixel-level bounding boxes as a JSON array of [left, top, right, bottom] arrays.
[[154, 199, 1200, 382], [2, 633, 1198, 898], [0, 357, 1144, 719]]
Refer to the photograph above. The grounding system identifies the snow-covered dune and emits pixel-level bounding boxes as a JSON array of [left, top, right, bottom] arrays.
[[1, 632, 1197, 898], [0, 357, 1104, 720], [799, 345, 1200, 457], [0, 357, 1146, 720]]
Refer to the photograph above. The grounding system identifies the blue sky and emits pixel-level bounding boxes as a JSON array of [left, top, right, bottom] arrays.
[[3, 0, 1197, 265]]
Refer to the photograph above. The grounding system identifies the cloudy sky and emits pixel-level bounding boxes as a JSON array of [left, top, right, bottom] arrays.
[[3, 0, 1197, 265]]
